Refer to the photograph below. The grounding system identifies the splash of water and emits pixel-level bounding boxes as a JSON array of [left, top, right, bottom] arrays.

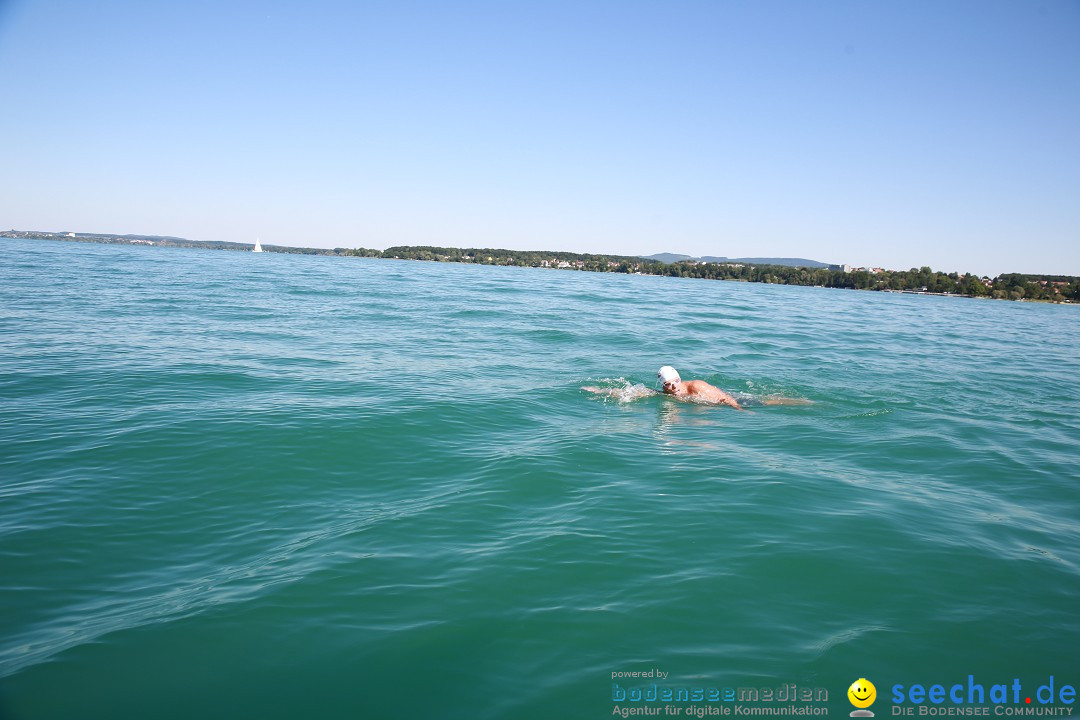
[[581, 377, 657, 403]]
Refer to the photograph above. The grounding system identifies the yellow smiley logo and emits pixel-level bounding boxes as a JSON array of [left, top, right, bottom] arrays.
[[848, 678, 877, 709]]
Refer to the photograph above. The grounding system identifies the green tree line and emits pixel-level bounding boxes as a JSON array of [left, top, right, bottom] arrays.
[[345, 246, 1080, 303]]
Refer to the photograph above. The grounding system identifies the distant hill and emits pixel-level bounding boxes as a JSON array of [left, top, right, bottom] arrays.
[[726, 257, 833, 268], [642, 253, 694, 264], [643, 253, 832, 269]]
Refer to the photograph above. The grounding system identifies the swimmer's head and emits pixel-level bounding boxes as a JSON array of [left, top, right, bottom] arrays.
[[658, 366, 681, 393]]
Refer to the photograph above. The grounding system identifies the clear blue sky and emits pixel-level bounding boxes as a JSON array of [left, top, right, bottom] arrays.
[[1, 0, 1077, 276]]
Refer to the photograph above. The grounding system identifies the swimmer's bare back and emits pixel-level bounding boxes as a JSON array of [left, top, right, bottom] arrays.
[[680, 380, 744, 409]]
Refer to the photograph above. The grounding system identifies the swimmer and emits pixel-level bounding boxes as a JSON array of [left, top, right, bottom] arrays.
[[658, 366, 742, 409], [657, 366, 812, 408], [581, 369, 811, 407]]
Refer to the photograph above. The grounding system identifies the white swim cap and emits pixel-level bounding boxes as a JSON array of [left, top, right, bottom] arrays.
[[658, 366, 681, 384]]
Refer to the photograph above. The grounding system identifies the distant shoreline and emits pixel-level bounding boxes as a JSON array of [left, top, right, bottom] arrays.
[[3, 229, 1076, 304]]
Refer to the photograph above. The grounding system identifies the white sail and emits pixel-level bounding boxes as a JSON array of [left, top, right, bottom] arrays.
[[253, 237, 263, 253]]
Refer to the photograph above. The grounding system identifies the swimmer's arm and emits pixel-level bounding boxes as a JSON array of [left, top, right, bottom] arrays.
[[706, 384, 743, 409]]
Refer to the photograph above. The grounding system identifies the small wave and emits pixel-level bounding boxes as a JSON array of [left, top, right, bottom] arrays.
[[834, 408, 894, 419], [522, 328, 577, 343]]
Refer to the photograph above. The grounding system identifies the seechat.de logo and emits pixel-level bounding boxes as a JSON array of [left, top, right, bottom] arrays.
[[849, 678, 878, 717]]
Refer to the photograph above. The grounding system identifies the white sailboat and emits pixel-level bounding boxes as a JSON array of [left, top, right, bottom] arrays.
[[253, 237, 263, 253]]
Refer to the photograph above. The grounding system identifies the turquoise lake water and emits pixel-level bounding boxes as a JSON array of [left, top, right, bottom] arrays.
[[1, 237, 1078, 719]]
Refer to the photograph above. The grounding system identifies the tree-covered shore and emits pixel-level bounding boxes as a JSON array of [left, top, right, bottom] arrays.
[[354, 245, 1079, 303], [5, 230, 1076, 303]]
